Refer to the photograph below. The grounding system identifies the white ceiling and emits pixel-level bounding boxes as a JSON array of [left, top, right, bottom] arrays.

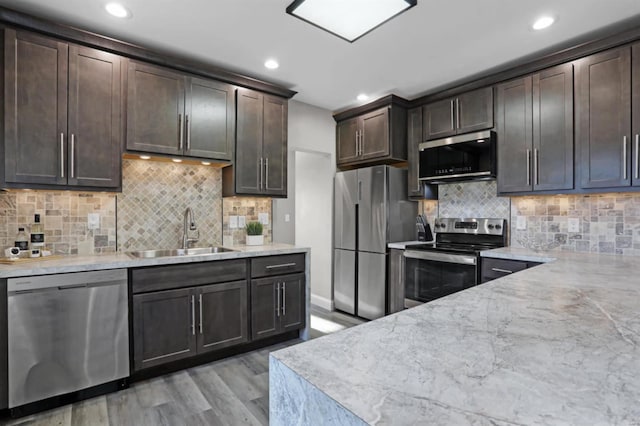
[[1, 0, 640, 112]]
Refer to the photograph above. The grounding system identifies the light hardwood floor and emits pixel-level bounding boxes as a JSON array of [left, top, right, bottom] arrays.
[[1, 305, 364, 426]]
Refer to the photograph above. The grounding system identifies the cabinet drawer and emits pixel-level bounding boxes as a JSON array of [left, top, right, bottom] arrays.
[[250, 254, 305, 278], [481, 257, 528, 283], [131, 259, 247, 294]]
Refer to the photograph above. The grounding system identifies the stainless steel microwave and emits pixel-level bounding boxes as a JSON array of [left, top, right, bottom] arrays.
[[419, 130, 496, 183]]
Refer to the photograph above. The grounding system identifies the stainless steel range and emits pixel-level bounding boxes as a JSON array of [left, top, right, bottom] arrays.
[[403, 218, 507, 307]]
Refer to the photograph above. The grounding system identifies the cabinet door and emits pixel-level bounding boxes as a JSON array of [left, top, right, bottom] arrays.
[[336, 117, 359, 165], [185, 77, 234, 161], [280, 274, 306, 332], [250, 278, 279, 340], [456, 87, 494, 134], [4, 29, 68, 185], [496, 77, 533, 193], [360, 107, 390, 159], [126, 61, 185, 156], [576, 47, 631, 189], [197, 281, 248, 354], [235, 88, 263, 194], [263, 95, 288, 196], [532, 63, 574, 191], [423, 98, 456, 140], [407, 107, 424, 198], [67, 45, 122, 188], [132, 288, 197, 371], [632, 43, 640, 187]]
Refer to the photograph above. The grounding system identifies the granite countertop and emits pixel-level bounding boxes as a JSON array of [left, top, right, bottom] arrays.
[[270, 249, 640, 425], [0, 244, 309, 279]]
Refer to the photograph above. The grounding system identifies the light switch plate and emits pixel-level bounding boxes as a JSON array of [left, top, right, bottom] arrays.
[[238, 216, 246, 228], [516, 216, 527, 231], [258, 213, 269, 225], [229, 215, 238, 229], [88, 213, 100, 230], [568, 218, 580, 233], [284, 214, 291, 223]]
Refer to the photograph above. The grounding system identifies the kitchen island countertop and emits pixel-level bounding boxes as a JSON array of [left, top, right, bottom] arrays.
[[270, 248, 640, 425]]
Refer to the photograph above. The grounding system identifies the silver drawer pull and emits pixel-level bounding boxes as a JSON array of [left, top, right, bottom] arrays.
[[199, 294, 203, 334], [266, 263, 296, 270], [491, 268, 514, 274], [276, 283, 280, 317], [191, 295, 196, 336]]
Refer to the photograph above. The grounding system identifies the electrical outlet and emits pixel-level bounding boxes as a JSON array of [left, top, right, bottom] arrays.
[[229, 215, 238, 229], [516, 216, 527, 230], [258, 212, 269, 225], [284, 214, 291, 223], [568, 218, 580, 233], [238, 216, 246, 228], [88, 213, 100, 230]]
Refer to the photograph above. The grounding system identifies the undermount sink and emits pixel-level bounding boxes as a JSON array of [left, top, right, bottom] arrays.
[[127, 246, 235, 258]]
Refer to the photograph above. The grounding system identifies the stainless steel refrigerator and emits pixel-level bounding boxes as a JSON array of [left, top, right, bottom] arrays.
[[333, 165, 417, 320]]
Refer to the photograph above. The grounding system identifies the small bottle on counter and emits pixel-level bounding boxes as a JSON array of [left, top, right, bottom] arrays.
[[30, 214, 45, 249], [15, 227, 29, 251]]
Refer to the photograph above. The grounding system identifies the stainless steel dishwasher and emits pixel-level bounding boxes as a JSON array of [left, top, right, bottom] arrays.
[[7, 269, 129, 408]]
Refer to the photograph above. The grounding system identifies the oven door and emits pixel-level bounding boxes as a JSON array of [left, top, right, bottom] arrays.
[[403, 250, 477, 307]]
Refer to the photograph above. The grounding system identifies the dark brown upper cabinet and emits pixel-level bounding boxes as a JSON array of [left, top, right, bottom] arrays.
[[223, 88, 287, 197], [576, 47, 632, 189], [407, 107, 437, 200], [423, 87, 493, 141], [335, 104, 407, 168], [632, 42, 640, 188], [3, 29, 122, 190], [127, 61, 234, 161], [497, 64, 574, 194]]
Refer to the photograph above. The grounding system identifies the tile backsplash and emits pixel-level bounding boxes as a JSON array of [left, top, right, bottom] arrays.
[[0, 191, 116, 255], [117, 159, 223, 252], [422, 180, 640, 256], [222, 197, 272, 246], [511, 193, 640, 256]]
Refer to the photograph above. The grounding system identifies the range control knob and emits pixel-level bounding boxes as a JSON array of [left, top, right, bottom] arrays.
[[495, 224, 502, 230], [488, 224, 495, 230]]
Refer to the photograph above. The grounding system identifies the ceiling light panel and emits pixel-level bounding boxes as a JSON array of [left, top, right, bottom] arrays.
[[532, 16, 555, 30], [287, 0, 417, 42], [105, 2, 131, 18]]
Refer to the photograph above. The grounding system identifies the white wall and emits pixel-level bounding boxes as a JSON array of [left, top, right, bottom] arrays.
[[272, 100, 336, 309]]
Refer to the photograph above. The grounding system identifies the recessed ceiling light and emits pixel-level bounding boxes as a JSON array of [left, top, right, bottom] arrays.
[[357, 94, 369, 101], [201, 161, 211, 166], [139, 155, 150, 160], [105, 2, 131, 18], [172, 158, 182, 163], [264, 59, 279, 70], [532, 16, 555, 30]]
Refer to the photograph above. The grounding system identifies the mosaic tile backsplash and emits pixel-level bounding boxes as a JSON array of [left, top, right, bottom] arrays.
[[117, 159, 223, 252], [511, 193, 640, 256], [437, 180, 511, 220], [0, 191, 116, 255], [222, 197, 272, 246]]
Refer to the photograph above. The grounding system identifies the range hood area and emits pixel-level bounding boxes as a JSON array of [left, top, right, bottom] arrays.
[[418, 130, 497, 184]]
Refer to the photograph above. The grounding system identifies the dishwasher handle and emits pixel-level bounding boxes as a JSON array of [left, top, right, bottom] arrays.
[[8, 269, 127, 293]]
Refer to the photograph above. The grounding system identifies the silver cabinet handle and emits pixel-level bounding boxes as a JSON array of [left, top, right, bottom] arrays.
[[178, 114, 184, 150], [526, 149, 531, 186], [276, 282, 280, 317], [198, 293, 203, 335], [70, 134, 75, 178], [191, 295, 195, 336], [450, 100, 455, 129], [358, 181, 362, 202], [491, 268, 514, 274], [266, 262, 296, 270], [623, 136, 628, 181], [534, 148, 539, 186], [185, 114, 190, 151], [455, 98, 460, 129], [360, 129, 365, 155], [259, 157, 263, 190], [354, 130, 359, 156], [282, 282, 286, 316], [265, 157, 269, 189], [60, 133, 65, 178], [635, 134, 639, 180]]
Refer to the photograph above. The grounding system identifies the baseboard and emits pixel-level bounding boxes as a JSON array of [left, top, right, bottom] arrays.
[[310, 293, 333, 311]]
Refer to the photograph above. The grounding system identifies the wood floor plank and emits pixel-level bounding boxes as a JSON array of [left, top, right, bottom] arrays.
[[70, 396, 109, 426], [243, 394, 269, 426]]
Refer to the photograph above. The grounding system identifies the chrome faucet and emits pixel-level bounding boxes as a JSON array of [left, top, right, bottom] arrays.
[[182, 207, 199, 249]]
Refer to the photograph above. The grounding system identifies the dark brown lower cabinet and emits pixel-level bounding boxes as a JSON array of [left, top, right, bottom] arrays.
[[481, 257, 542, 284], [251, 273, 305, 340], [132, 280, 248, 371]]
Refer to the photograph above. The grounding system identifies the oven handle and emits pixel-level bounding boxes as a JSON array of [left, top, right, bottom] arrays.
[[403, 250, 477, 266]]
